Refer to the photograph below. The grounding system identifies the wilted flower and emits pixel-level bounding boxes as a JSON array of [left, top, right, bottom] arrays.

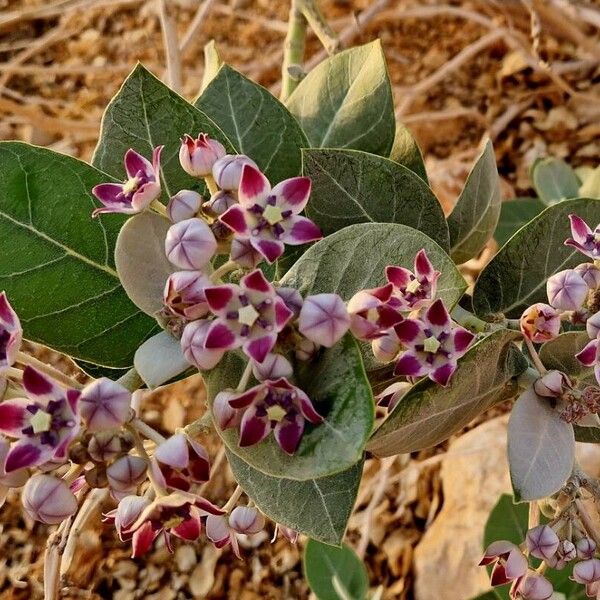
[[79, 378, 131, 432], [180, 319, 226, 370], [22, 473, 78, 524], [179, 133, 225, 177], [393, 299, 475, 386], [546, 269, 588, 311], [217, 377, 323, 454], [347, 283, 403, 341], [298, 293, 350, 348], [92, 147, 163, 216], [565, 214, 600, 260], [167, 190, 202, 222], [385, 250, 440, 311], [219, 165, 322, 263], [0, 292, 22, 374], [165, 218, 217, 270], [575, 263, 600, 289], [479, 540, 528, 586], [511, 573, 553, 600], [206, 506, 265, 558], [0, 367, 80, 472], [525, 525, 559, 561], [203, 269, 293, 363], [164, 271, 211, 321], [520, 303, 561, 343], [212, 154, 258, 191], [151, 432, 210, 492], [106, 455, 148, 497]]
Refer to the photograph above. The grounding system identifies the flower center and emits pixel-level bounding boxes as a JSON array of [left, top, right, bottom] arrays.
[[238, 304, 260, 327], [122, 176, 140, 195], [30, 409, 52, 433], [266, 405, 287, 422], [263, 205, 283, 225], [423, 335, 441, 353], [405, 279, 421, 294]]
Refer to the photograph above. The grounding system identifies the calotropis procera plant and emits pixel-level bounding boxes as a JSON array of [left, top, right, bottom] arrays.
[[0, 22, 599, 600]]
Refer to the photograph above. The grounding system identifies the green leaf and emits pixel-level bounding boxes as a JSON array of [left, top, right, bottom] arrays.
[[532, 157, 580, 205], [494, 197, 545, 247], [507, 387, 575, 502], [447, 140, 502, 264], [195, 64, 308, 184], [286, 41, 395, 156], [73, 359, 131, 380], [205, 334, 374, 481], [473, 198, 600, 318], [0, 142, 157, 367], [304, 539, 369, 600], [389, 123, 428, 183], [579, 166, 600, 200], [92, 64, 234, 198], [367, 330, 526, 456], [227, 451, 362, 545], [281, 223, 465, 308], [134, 331, 190, 389], [302, 149, 448, 249], [540, 332, 593, 381]]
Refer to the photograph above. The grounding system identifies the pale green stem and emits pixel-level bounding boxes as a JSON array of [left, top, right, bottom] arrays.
[[575, 497, 600, 547], [131, 416, 166, 445], [281, 0, 307, 102], [210, 260, 237, 283], [450, 305, 488, 333], [116, 368, 144, 393], [236, 361, 253, 393], [204, 174, 219, 196], [298, 0, 339, 55], [150, 200, 168, 218], [524, 337, 547, 375], [128, 425, 167, 496], [222, 485, 243, 513], [16, 351, 83, 389]]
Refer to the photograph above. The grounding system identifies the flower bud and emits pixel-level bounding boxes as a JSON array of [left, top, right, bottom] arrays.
[[164, 271, 211, 321], [79, 378, 132, 432], [229, 506, 265, 535], [547, 269, 588, 311], [587, 311, 600, 339], [0, 292, 22, 373], [22, 474, 78, 524], [88, 431, 123, 462], [104, 494, 151, 541], [230, 238, 262, 269], [520, 303, 561, 343], [533, 370, 570, 398], [276, 287, 303, 317], [515, 573, 553, 600], [181, 319, 225, 370], [252, 353, 293, 381], [106, 455, 147, 495], [212, 154, 258, 191], [295, 337, 319, 362], [85, 464, 108, 488], [575, 263, 600, 289], [206, 514, 231, 548], [179, 133, 226, 177], [526, 525, 559, 561], [573, 558, 600, 584], [212, 391, 241, 430], [372, 329, 401, 363], [577, 537, 597, 559], [167, 190, 202, 222], [298, 294, 350, 348], [165, 218, 217, 270], [204, 190, 236, 216]]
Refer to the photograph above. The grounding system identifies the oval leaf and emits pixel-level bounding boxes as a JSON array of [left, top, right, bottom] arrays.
[[302, 149, 448, 249], [195, 64, 308, 184], [579, 166, 600, 200], [227, 451, 363, 546], [0, 142, 157, 367], [447, 140, 501, 264], [92, 64, 234, 198], [134, 331, 190, 389], [286, 40, 395, 156], [115, 211, 173, 316], [389, 123, 428, 183], [540, 331, 593, 381], [206, 334, 374, 481], [304, 539, 369, 600], [532, 157, 580, 205], [367, 330, 527, 456], [281, 223, 465, 308], [473, 198, 600, 318], [508, 387, 575, 502], [494, 197, 545, 247]]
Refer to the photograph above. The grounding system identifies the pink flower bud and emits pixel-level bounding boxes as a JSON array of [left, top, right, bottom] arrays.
[[577, 537, 597, 559], [252, 353, 293, 381], [587, 311, 600, 339], [230, 238, 262, 269], [22, 474, 78, 524], [212, 154, 258, 191], [181, 319, 225, 370], [573, 558, 600, 584], [229, 506, 265, 535], [546, 269, 588, 311], [205, 190, 236, 216], [520, 303, 561, 343], [165, 218, 217, 270], [533, 370, 570, 398], [526, 525, 560, 561], [164, 271, 211, 321], [106, 494, 151, 541], [213, 390, 242, 430], [295, 338, 319, 361], [206, 514, 232, 547], [179, 133, 226, 177], [106, 455, 147, 495], [371, 329, 401, 363], [0, 292, 22, 373], [79, 378, 132, 432], [515, 573, 553, 600], [167, 190, 202, 222], [276, 287, 303, 317], [87, 431, 122, 462], [298, 294, 350, 348], [575, 263, 600, 289]]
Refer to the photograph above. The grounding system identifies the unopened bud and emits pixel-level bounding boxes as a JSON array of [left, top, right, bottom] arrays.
[[515, 573, 553, 600], [252, 353, 293, 381], [79, 378, 132, 432], [212, 154, 258, 191], [520, 303, 560, 343], [577, 537, 597, 559], [165, 218, 217, 270], [181, 319, 225, 370], [372, 329, 401, 363], [88, 431, 122, 462], [229, 506, 265, 535], [22, 474, 78, 524], [526, 525, 559, 561], [164, 271, 211, 321], [204, 190, 236, 216], [573, 558, 600, 584], [575, 263, 600, 289], [179, 133, 225, 177], [167, 190, 202, 222], [547, 269, 588, 311], [213, 391, 241, 430], [106, 455, 147, 494], [533, 370, 570, 398]]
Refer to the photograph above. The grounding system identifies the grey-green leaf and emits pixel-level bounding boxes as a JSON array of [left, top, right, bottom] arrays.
[[281, 223, 465, 308], [302, 149, 448, 249], [0, 142, 157, 367], [205, 334, 374, 481], [227, 451, 362, 546], [447, 140, 502, 264], [473, 198, 600, 318], [286, 40, 395, 156], [579, 166, 600, 200], [92, 64, 234, 198], [195, 64, 308, 184], [494, 197, 546, 247], [114, 211, 173, 316], [134, 331, 189, 389], [304, 539, 369, 600], [540, 332, 593, 381], [367, 330, 527, 456], [389, 123, 428, 183], [507, 387, 575, 502], [532, 157, 580, 205]]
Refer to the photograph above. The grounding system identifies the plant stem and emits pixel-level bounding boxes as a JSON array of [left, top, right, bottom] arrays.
[[237, 361, 253, 392], [528, 500, 540, 530], [281, 0, 307, 102], [298, 0, 339, 55], [524, 337, 547, 375], [131, 416, 166, 445], [575, 498, 600, 546], [4, 366, 23, 381], [184, 410, 213, 437], [204, 174, 219, 196], [223, 485, 243, 513], [128, 425, 167, 496], [117, 367, 145, 393], [517, 367, 540, 388], [210, 260, 237, 283], [150, 200, 168, 218], [16, 351, 83, 389], [450, 305, 488, 333]]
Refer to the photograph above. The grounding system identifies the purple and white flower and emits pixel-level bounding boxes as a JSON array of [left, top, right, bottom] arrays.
[[510, 573, 553, 600], [219, 165, 322, 263], [347, 283, 403, 341], [180, 319, 226, 370], [164, 271, 211, 321], [479, 540, 528, 587], [298, 293, 350, 348], [216, 377, 323, 454], [165, 218, 217, 270], [92, 147, 163, 216], [565, 214, 600, 260], [0, 292, 22, 374], [179, 133, 225, 178], [520, 303, 561, 343], [393, 299, 475, 386], [0, 435, 27, 508]]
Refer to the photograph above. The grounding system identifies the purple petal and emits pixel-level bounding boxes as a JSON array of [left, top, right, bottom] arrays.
[[204, 321, 238, 351], [131, 521, 158, 558], [5, 439, 48, 472], [241, 269, 271, 294], [280, 215, 322, 245], [239, 164, 270, 206], [568, 214, 592, 245], [220, 205, 250, 235], [131, 182, 161, 211], [92, 183, 127, 205], [577, 339, 599, 366], [154, 433, 189, 469], [272, 177, 311, 214], [274, 298, 294, 329], [243, 334, 277, 363], [394, 352, 427, 377], [430, 362, 455, 386], [452, 328, 476, 353], [0, 292, 18, 327], [22, 366, 59, 398], [227, 387, 261, 410], [0, 397, 29, 436], [124, 148, 153, 180], [231, 238, 262, 269], [386, 265, 412, 289], [297, 391, 323, 424], [250, 238, 284, 264], [414, 249, 435, 279], [425, 299, 451, 328], [172, 511, 202, 541], [274, 413, 304, 455], [239, 405, 270, 447], [204, 285, 236, 313], [394, 319, 422, 344]]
